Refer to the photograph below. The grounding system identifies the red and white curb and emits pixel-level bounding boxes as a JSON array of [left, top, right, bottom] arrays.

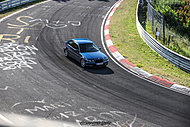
[[102, 0, 190, 96]]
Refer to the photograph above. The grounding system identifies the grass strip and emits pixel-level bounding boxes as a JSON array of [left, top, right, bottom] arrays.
[[109, 0, 190, 87], [0, 0, 46, 19]]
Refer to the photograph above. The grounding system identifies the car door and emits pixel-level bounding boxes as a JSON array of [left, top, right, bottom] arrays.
[[67, 41, 80, 61], [72, 42, 81, 62], [67, 40, 75, 59]]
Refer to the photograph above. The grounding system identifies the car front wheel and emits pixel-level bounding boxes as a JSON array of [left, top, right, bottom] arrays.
[[80, 59, 86, 68]]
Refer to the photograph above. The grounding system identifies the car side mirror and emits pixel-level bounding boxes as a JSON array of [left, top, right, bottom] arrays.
[[99, 47, 102, 50]]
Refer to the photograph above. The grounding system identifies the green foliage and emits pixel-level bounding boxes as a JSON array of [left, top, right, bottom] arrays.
[[152, 0, 190, 29], [110, 0, 190, 86], [172, 0, 190, 27], [150, 0, 190, 58], [135, 63, 144, 68]]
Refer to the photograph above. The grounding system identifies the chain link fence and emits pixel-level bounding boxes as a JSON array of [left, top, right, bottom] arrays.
[[147, 2, 165, 43], [137, 0, 190, 73], [140, 0, 190, 58]]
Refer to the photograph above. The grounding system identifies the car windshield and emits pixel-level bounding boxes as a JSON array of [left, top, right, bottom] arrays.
[[79, 43, 99, 53]]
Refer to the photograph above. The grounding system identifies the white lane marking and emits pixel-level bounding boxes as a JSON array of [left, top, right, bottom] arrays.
[[100, 0, 190, 97], [0, 114, 14, 125]]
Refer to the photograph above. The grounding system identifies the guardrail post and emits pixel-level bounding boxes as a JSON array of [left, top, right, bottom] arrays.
[[152, 7, 154, 31], [0, 3, 2, 12], [9, 0, 11, 9], [163, 16, 165, 44], [147, 2, 149, 20]]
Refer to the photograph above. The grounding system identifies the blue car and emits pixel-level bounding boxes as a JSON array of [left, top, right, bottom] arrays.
[[64, 38, 109, 67]]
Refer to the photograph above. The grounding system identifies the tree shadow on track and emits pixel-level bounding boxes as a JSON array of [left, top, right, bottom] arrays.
[[67, 57, 114, 75]]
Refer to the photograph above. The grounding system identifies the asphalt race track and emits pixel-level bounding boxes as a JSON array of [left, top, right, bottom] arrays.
[[0, 0, 190, 127]]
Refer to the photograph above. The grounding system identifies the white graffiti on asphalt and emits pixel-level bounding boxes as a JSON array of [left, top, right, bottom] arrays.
[[29, 19, 81, 29], [11, 99, 158, 127], [0, 43, 38, 71], [11, 98, 46, 109], [0, 86, 13, 91]]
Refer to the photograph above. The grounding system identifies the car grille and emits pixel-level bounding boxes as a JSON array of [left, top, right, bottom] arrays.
[[95, 59, 103, 63]]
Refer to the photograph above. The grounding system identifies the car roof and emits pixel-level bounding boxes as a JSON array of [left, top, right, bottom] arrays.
[[72, 38, 94, 44]]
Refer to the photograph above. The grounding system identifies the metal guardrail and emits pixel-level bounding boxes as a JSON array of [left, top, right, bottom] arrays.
[[0, 0, 37, 12], [136, 0, 190, 73]]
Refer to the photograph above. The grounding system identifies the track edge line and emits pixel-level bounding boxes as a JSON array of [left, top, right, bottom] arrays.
[[100, 0, 190, 96]]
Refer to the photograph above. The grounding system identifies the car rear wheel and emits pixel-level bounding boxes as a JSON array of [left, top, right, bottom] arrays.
[[80, 59, 86, 68], [64, 49, 69, 57]]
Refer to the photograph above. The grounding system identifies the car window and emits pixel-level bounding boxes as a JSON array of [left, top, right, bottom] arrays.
[[68, 40, 74, 46], [79, 43, 99, 53], [68, 41, 78, 50], [72, 43, 78, 49]]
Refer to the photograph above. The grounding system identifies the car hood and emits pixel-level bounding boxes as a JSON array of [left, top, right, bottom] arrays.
[[81, 51, 107, 60]]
